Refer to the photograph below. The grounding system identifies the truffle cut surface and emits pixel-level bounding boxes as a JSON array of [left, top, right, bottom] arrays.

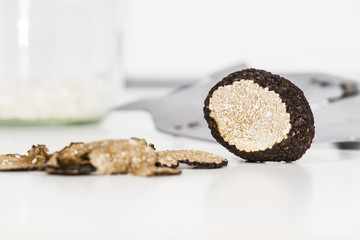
[[209, 80, 291, 152]]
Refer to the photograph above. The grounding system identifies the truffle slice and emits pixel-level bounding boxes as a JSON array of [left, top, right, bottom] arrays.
[[44, 152, 60, 168], [27, 144, 50, 168], [156, 150, 228, 168], [88, 143, 132, 175], [88, 138, 179, 176], [88, 138, 156, 174], [0, 154, 32, 171], [57, 142, 90, 167], [204, 68, 315, 162], [156, 151, 179, 168], [0, 144, 50, 171]]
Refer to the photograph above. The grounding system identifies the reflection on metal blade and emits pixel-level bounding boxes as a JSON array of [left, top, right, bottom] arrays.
[[313, 95, 360, 142]]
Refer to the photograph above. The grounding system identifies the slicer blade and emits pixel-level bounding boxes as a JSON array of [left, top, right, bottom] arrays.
[[116, 67, 358, 144]]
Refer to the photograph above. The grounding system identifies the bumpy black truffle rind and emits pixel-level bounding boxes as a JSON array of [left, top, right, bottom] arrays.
[[204, 68, 315, 162], [178, 159, 228, 169]]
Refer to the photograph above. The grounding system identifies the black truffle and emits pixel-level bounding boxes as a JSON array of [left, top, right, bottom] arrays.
[[204, 68, 315, 162]]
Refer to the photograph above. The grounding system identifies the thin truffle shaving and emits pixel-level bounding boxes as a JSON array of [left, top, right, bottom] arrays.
[[157, 150, 228, 169], [27, 145, 49, 166], [0, 154, 31, 171], [0, 144, 49, 171], [57, 142, 90, 167], [88, 138, 159, 175]]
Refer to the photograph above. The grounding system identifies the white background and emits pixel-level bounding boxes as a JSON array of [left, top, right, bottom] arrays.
[[124, 0, 360, 81], [1, 1, 360, 238]]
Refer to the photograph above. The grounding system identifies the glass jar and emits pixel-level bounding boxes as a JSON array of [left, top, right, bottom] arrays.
[[0, 0, 123, 124]]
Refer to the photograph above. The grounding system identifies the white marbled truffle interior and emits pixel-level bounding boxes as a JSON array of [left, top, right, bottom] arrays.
[[209, 80, 291, 152]]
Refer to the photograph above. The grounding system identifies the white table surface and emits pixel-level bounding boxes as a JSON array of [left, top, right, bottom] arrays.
[[1, 87, 360, 240]]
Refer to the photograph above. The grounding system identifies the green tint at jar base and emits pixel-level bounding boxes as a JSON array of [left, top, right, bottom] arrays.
[[0, 118, 103, 127]]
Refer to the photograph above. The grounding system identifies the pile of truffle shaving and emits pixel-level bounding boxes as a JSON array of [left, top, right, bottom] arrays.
[[0, 138, 228, 177]]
